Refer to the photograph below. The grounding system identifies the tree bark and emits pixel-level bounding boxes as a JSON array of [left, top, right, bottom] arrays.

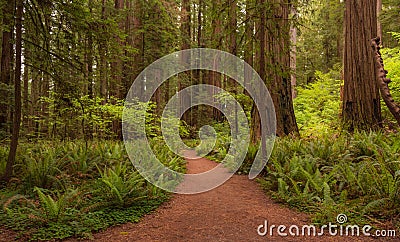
[[0, 0, 14, 133], [3, 0, 22, 182], [99, 0, 108, 103], [371, 37, 400, 125], [266, 0, 299, 137], [250, 0, 266, 143], [377, 0, 382, 40], [342, 0, 381, 131], [244, 0, 254, 96], [180, 0, 191, 124], [290, 5, 297, 99], [210, 0, 222, 122]]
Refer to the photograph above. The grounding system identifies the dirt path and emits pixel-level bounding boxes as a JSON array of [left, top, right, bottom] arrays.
[[64, 150, 395, 242]]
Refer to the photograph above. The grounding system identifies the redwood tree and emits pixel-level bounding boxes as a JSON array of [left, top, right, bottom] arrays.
[[342, 0, 382, 131], [3, 0, 22, 182], [251, 0, 299, 140]]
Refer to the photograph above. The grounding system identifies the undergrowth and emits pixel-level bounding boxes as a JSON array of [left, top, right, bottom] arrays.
[[0, 140, 185, 240]]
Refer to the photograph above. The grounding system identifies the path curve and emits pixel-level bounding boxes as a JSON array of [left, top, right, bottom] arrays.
[[67, 151, 394, 241]]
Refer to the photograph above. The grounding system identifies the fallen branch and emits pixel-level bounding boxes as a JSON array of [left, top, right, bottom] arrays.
[[371, 37, 400, 126]]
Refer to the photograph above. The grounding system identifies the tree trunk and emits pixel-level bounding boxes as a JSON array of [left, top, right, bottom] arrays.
[[377, 0, 382, 40], [251, 0, 299, 139], [0, 0, 14, 133], [99, 0, 108, 103], [342, 0, 381, 131], [229, 0, 238, 138], [371, 37, 400, 125], [266, 0, 299, 137], [244, 0, 254, 96], [3, 0, 22, 182], [290, 5, 297, 99], [210, 0, 222, 122], [250, 0, 266, 143], [133, 0, 144, 94], [23, 52, 29, 130], [180, 0, 191, 124]]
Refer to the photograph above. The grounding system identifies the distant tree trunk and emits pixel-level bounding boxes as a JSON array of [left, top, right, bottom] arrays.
[[377, 0, 382, 40], [23, 51, 29, 130], [123, 0, 135, 97], [3, 0, 22, 182], [0, 0, 14, 133], [342, 0, 381, 131], [180, 0, 191, 124], [229, 0, 238, 137], [30, 69, 39, 135], [290, 5, 297, 99], [210, 0, 222, 122], [133, 0, 144, 93], [87, 1, 94, 99], [99, 0, 108, 103], [111, 0, 124, 138], [111, 0, 124, 100], [244, 0, 254, 96]]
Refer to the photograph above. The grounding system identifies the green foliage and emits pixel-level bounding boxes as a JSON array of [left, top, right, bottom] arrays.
[[0, 139, 185, 240], [294, 70, 341, 136], [381, 32, 400, 125], [98, 163, 146, 207], [296, 0, 344, 85], [259, 131, 400, 229]]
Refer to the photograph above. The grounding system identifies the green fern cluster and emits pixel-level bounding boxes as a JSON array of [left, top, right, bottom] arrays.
[[0, 139, 185, 240], [259, 131, 400, 228]]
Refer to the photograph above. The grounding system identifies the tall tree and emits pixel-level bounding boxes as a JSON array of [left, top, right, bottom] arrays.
[[0, 0, 14, 135], [252, 0, 299, 139], [3, 0, 22, 182], [342, 0, 382, 131], [180, 0, 192, 124], [267, 0, 299, 136]]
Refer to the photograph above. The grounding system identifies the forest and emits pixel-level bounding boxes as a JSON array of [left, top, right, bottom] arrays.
[[0, 0, 400, 240]]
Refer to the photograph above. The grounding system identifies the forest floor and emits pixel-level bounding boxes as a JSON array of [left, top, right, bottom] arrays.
[[63, 150, 394, 242]]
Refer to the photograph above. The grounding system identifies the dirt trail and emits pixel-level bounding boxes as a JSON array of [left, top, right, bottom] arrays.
[[64, 150, 396, 242]]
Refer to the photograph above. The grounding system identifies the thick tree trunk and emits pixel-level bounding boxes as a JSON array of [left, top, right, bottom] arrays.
[[3, 0, 22, 182], [0, 0, 14, 133], [251, 0, 299, 139], [371, 37, 400, 125], [266, 0, 299, 137], [342, 0, 381, 131], [250, 0, 266, 143]]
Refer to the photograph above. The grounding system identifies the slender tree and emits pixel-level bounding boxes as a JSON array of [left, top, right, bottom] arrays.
[[3, 0, 22, 182]]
